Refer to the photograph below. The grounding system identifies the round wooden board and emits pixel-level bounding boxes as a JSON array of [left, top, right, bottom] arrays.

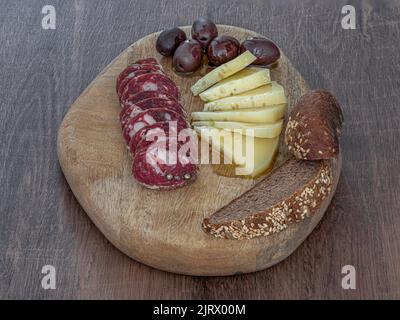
[[57, 25, 341, 276]]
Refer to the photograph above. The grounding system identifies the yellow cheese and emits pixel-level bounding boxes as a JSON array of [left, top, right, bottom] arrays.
[[239, 134, 279, 177], [203, 82, 286, 111], [194, 127, 241, 165], [192, 120, 283, 138], [199, 67, 271, 102], [195, 126, 279, 177], [191, 104, 286, 124], [191, 51, 257, 96]]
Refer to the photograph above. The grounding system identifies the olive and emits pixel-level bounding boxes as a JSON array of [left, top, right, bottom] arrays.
[[172, 39, 202, 73], [207, 35, 240, 66], [156, 27, 187, 56], [191, 17, 218, 49], [240, 37, 280, 65]]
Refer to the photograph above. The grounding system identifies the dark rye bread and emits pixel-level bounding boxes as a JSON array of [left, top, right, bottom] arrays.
[[285, 90, 344, 160], [202, 158, 333, 240]]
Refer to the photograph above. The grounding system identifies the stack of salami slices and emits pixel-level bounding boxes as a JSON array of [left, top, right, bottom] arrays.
[[117, 58, 198, 190]]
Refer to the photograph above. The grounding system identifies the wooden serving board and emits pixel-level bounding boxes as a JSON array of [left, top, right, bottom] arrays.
[[57, 25, 341, 276]]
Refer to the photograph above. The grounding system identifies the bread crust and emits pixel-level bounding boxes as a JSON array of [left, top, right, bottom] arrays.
[[202, 159, 333, 240], [285, 90, 343, 160]]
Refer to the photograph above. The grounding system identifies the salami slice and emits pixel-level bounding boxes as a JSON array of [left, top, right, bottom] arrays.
[[123, 113, 188, 151], [133, 123, 196, 159], [116, 64, 159, 93], [120, 90, 177, 107], [120, 98, 185, 127], [120, 97, 186, 126], [132, 136, 198, 190], [119, 98, 186, 127], [120, 73, 179, 102], [128, 117, 189, 154], [128, 122, 175, 154], [117, 65, 164, 98], [120, 104, 143, 127]]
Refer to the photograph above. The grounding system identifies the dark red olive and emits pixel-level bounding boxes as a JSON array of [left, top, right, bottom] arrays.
[[191, 17, 218, 49], [172, 39, 202, 73], [156, 27, 187, 56], [240, 37, 280, 65], [207, 36, 240, 66]]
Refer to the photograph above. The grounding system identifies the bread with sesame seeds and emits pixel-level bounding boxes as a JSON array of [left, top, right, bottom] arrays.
[[202, 158, 334, 240], [285, 90, 344, 160]]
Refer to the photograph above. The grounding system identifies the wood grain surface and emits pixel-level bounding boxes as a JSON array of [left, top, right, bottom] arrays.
[[1, 0, 399, 298]]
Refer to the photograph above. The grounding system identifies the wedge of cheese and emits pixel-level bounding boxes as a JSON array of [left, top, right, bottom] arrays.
[[199, 67, 271, 102], [194, 127, 243, 165], [203, 82, 286, 111], [191, 51, 257, 96], [195, 126, 279, 177], [192, 120, 283, 138], [238, 135, 279, 177], [192, 104, 286, 124]]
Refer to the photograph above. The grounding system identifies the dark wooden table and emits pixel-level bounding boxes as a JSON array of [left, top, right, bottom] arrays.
[[1, 0, 399, 299]]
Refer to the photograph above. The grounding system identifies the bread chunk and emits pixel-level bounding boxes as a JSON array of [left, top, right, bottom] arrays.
[[285, 90, 343, 160], [203, 159, 333, 240]]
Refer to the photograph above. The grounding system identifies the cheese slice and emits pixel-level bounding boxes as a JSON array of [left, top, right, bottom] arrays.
[[195, 126, 279, 177], [192, 120, 283, 138], [203, 82, 286, 111], [191, 51, 257, 96], [199, 67, 271, 102], [239, 134, 279, 177], [195, 127, 242, 165], [192, 104, 286, 124]]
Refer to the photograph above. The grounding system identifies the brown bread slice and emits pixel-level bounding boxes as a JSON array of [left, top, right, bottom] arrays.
[[285, 90, 344, 160], [202, 158, 333, 240]]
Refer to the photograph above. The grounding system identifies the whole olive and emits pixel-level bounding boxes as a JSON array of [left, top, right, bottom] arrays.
[[191, 17, 218, 49], [240, 37, 280, 65], [156, 27, 187, 56], [172, 39, 203, 73], [207, 35, 240, 66]]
